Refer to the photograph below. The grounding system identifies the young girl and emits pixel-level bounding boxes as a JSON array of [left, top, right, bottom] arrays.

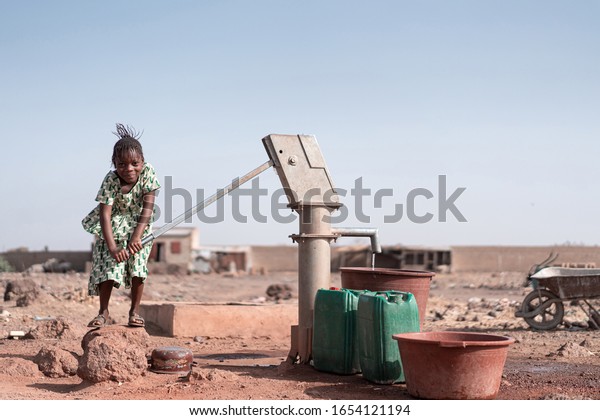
[[82, 123, 160, 328]]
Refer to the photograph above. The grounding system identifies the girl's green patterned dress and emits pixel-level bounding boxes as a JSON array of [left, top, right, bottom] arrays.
[[82, 162, 160, 296]]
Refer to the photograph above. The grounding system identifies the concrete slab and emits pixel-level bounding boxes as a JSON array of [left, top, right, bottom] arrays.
[[140, 301, 297, 338]]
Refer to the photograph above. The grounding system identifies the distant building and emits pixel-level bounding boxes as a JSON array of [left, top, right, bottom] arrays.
[[148, 227, 199, 274], [331, 245, 452, 272], [192, 245, 252, 274], [147, 227, 254, 275]]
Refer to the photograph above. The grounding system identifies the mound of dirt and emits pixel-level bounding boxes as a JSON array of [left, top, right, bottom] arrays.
[[34, 346, 79, 378], [0, 357, 43, 378], [25, 317, 86, 340], [548, 342, 596, 358]]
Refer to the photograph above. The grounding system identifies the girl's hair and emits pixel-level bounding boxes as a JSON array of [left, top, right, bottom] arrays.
[[111, 123, 144, 166]]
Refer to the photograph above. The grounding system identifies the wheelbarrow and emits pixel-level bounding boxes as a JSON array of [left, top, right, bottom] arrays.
[[515, 253, 600, 330]]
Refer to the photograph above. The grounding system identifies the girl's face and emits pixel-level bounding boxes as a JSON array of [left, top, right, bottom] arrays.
[[115, 151, 144, 184]]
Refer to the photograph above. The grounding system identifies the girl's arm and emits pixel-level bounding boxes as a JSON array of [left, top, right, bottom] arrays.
[[100, 203, 129, 263], [128, 190, 157, 254]]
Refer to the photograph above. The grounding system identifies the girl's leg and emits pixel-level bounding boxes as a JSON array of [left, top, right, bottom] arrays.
[[129, 277, 145, 326], [98, 280, 115, 319], [88, 280, 114, 327]]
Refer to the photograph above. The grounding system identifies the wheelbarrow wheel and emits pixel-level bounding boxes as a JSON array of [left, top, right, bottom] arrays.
[[521, 289, 564, 330]]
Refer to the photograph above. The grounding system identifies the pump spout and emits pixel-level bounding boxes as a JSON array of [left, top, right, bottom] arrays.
[[331, 227, 382, 254]]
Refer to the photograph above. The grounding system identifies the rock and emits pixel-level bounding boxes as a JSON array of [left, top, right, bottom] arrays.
[[266, 284, 293, 301], [25, 317, 86, 340], [77, 325, 150, 383], [467, 297, 482, 309], [3, 278, 40, 306], [34, 346, 79, 378], [25, 264, 44, 274], [80, 324, 149, 350], [432, 311, 445, 321], [579, 338, 596, 348]]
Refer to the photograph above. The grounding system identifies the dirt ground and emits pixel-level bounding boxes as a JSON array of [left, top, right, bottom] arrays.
[[1, 269, 600, 401]]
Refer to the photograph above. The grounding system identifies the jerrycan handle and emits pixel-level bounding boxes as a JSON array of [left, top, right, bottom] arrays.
[[380, 291, 411, 303]]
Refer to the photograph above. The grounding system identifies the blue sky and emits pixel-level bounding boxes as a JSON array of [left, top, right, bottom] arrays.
[[0, 1, 598, 251]]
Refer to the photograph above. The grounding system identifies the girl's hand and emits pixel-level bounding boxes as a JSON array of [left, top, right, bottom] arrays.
[[127, 237, 143, 255], [109, 247, 130, 263]]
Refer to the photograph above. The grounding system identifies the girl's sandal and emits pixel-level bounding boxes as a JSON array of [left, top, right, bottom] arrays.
[[128, 313, 145, 328], [87, 314, 108, 328]]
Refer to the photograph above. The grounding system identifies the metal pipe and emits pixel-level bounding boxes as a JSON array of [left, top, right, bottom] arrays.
[[290, 204, 337, 363], [141, 160, 274, 246], [331, 227, 382, 254]]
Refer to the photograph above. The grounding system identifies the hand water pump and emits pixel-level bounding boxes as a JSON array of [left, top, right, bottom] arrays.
[[142, 134, 381, 363]]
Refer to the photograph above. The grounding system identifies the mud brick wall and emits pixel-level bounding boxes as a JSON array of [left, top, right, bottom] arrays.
[[249, 245, 298, 272], [0, 251, 92, 272], [452, 246, 600, 273]]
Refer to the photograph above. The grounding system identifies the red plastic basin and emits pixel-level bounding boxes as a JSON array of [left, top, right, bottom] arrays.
[[392, 331, 514, 399]]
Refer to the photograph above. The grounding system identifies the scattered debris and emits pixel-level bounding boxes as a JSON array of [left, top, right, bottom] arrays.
[[48, 287, 90, 303], [190, 368, 237, 382], [25, 317, 86, 340], [42, 258, 72, 273], [579, 338, 597, 348], [467, 297, 482, 309], [24, 264, 44, 274], [3, 279, 40, 307], [222, 271, 239, 278], [8, 330, 25, 339], [547, 342, 595, 358], [34, 316, 55, 321], [266, 284, 293, 301], [564, 320, 589, 329]]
